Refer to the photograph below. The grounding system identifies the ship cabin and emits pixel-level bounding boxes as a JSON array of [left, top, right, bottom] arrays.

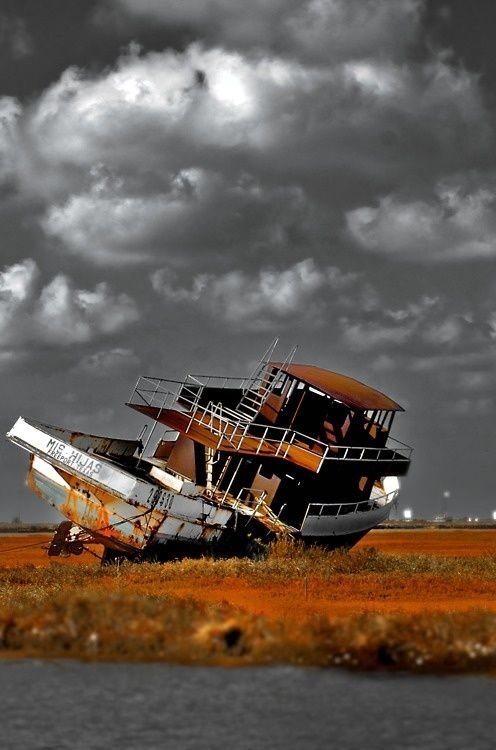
[[128, 361, 410, 534]]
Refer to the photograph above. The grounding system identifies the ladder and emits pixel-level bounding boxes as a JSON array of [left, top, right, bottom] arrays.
[[235, 339, 297, 422], [212, 485, 297, 536], [250, 495, 297, 535]]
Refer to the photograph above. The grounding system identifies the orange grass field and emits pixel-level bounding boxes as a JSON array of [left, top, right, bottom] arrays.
[[1, 529, 496, 671], [0, 529, 495, 621]]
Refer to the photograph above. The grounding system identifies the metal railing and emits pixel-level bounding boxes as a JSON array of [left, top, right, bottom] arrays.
[[129, 376, 412, 472], [302, 487, 399, 523], [131, 373, 255, 402], [213, 486, 296, 534], [130, 368, 290, 412]]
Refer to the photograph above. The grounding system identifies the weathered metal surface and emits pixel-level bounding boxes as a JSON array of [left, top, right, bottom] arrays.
[[8, 418, 156, 505], [29, 454, 230, 551], [29, 455, 164, 551], [270, 362, 404, 411], [7, 418, 233, 513]]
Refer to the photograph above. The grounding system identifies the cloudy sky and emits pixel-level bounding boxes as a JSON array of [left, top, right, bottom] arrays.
[[1, 0, 495, 520]]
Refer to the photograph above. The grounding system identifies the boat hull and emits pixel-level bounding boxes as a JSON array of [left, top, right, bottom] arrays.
[[8, 416, 398, 559], [29, 450, 393, 557], [28, 454, 164, 553], [300, 502, 392, 539], [8, 418, 232, 555]]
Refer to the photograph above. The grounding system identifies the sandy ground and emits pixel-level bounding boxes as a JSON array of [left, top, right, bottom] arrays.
[[1, 529, 495, 622]]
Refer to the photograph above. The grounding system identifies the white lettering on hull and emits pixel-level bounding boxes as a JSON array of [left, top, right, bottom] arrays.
[[45, 437, 102, 480], [8, 417, 232, 532]]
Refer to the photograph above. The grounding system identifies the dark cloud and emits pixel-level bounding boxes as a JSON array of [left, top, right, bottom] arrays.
[[0, 14, 34, 61], [100, 0, 423, 64]]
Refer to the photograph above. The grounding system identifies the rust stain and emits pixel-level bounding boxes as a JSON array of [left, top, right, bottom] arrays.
[[30, 462, 165, 552]]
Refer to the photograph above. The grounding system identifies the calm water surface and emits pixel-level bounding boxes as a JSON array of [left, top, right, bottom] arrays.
[[1, 661, 495, 749]]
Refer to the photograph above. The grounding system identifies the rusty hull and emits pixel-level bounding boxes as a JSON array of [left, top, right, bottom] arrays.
[[28, 454, 165, 552], [28, 453, 227, 554]]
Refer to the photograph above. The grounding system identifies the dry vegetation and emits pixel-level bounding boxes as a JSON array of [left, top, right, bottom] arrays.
[[1, 534, 496, 672]]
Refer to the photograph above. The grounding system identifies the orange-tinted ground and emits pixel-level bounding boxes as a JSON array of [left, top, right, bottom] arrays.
[[358, 528, 496, 557], [1, 529, 495, 623], [0, 534, 101, 567]]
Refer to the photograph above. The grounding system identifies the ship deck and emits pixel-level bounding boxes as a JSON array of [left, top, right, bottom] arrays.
[[128, 403, 410, 475], [129, 403, 325, 472]]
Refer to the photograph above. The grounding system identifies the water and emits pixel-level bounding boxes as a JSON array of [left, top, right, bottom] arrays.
[[1, 661, 495, 749]]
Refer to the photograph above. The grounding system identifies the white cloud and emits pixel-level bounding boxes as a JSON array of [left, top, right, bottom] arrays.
[[22, 45, 486, 184], [0, 258, 39, 345], [0, 21, 488, 270], [422, 317, 463, 346], [488, 312, 496, 339], [0, 0, 491, 388], [371, 354, 396, 371], [0, 258, 38, 306], [347, 181, 496, 261], [451, 371, 495, 392], [42, 180, 171, 265], [152, 258, 357, 329], [408, 349, 495, 373], [0, 259, 140, 351], [25, 46, 283, 174], [0, 350, 26, 371], [340, 319, 415, 351], [42, 167, 312, 265], [36, 276, 140, 344]]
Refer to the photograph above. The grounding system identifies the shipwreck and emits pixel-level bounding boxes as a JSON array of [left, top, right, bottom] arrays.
[[6, 342, 412, 561]]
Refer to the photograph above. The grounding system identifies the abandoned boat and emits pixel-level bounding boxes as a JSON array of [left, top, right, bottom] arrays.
[[6, 343, 412, 560]]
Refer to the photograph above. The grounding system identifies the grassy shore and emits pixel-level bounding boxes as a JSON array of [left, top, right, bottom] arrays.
[[1, 539, 496, 672]]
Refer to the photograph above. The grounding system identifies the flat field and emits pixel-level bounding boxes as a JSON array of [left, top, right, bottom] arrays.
[[0, 529, 495, 671]]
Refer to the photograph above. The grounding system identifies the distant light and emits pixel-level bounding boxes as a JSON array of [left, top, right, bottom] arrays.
[[492, 511, 496, 521], [475, 518, 479, 523], [468, 517, 472, 523], [443, 490, 451, 499], [403, 508, 412, 521]]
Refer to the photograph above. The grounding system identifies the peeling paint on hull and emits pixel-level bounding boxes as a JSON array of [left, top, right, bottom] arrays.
[[28, 456, 162, 552], [28, 454, 229, 554]]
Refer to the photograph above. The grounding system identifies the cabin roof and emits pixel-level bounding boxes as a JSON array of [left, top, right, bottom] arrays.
[[271, 362, 404, 412]]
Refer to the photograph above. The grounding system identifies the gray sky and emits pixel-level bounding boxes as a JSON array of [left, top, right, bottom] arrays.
[[1, 0, 495, 521]]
